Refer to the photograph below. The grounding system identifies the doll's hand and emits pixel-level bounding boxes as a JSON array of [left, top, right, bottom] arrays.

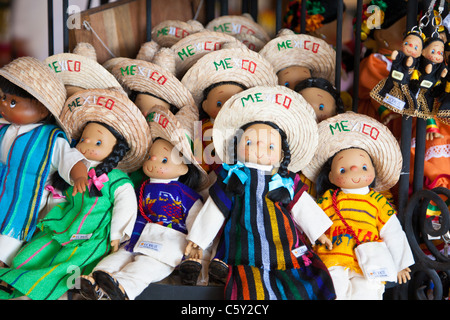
[[391, 50, 398, 60], [110, 239, 120, 253], [397, 267, 411, 284], [72, 177, 89, 196], [405, 56, 414, 67], [426, 131, 444, 141], [441, 68, 448, 79], [185, 241, 203, 260], [382, 112, 400, 126], [317, 234, 333, 250]]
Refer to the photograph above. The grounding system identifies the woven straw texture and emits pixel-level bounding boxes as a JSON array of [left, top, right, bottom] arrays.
[[0, 56, 68, 133], [259, 29, 336, 84], [60, 88, 151, 173], [181, 47, 278, 107], [212, 85, 318, 173], [152, 19, 204, 47], [302, 112, 402, 192]]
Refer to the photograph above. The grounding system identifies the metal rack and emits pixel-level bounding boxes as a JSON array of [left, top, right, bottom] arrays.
[[47, 0, 450, 300]]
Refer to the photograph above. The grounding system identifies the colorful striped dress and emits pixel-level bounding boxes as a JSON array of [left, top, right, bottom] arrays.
[[0, 169, 133, 300], [208, 165, 336, 300]]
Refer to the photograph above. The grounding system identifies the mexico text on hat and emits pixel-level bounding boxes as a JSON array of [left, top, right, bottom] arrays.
[[212, 56, 258, 74], [67, 94, 116, 112], [211, 22, 257, 37], [239, 90, 293, 109], [177, 41, 222, 61], [147, 110, 170, 128], [155, 26, 191, 40], [328, 119, 381, 141], [48, 59, 82, 73], [119, 63, 168, 85], [275, 38, 321, 53]]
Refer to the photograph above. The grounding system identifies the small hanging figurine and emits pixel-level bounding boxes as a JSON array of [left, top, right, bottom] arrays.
[[0, 88, 151, 300], [78, 105, 209, 300], [184, 85, 336, 300], [302, 112, 415, 300]]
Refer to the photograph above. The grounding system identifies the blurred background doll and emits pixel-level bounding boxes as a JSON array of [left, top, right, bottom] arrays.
[[302, 112, 414, 300], [184, 86, 336, 300], [0, 88, 150, 300], [79, 106, 209, 300], [0, 57, 89, 269]]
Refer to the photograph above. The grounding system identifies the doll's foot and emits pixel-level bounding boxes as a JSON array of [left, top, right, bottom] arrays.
[[93, 270, 128, 300], [178, 259, 202, 286], [208, 259, 229, 286], [79, 275, 105, 300]]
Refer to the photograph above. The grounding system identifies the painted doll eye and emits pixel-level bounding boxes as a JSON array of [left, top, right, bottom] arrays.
[[404, 41, 408, 46], [162, 157, 168, 164], [10, 100, 16, 108], [246, 139, 251, 146], [216, 101, 222, 107], [284, 82, 289, 87], [339, 168, 345, 174], [414, 46, 418, 50], [1, 95, 6, 101], [362, 165, 368, 171], [96, 140, 102, 146], [431, 49, 436, 54], [269, 143, 275, 150], [319, 104, 325, 111]]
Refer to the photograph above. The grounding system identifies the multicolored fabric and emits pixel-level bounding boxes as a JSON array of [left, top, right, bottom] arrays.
[[0, 169, 131, 300], [126, 180, 202, 251], [0, 124, 65, 242], [209, 165, 336, 300], [315, 189, 396, 274]]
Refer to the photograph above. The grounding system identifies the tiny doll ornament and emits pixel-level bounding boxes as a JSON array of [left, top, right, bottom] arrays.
[[302, 112, 414, 300]]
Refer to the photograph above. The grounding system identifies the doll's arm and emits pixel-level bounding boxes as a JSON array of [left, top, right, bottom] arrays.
[[290, 191, 333, 244], [70, 161, 89, 196], [185, 197, 225, 251], [425, 118, 443, 140], [110, 183, 138, 244]]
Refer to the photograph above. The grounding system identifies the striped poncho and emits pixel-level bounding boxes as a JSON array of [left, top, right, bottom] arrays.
[[205, 165, 336, 300]]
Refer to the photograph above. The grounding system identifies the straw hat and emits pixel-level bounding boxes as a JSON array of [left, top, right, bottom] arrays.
[[302, 112, 402, 192], [181, 47, 278, 107], [0, 56, 68, 133], [60, 88, 152, 173], [107, 57, 198, 124], [259, 29, 336, 84], [170, 30, 245, 78], [44, 43, 124, 93], [147, 105, 209, 191], [152, 19, 204, 47], [205, 14, 271, 43], [212, 85, 318, 173], [231, 32, 266, 51]]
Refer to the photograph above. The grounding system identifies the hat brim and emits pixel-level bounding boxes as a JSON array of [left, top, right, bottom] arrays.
[[212, 85, 318, 173], [205, 15, 271, 43], [301, 112, 402, 192], [60, 88, 152, 173]]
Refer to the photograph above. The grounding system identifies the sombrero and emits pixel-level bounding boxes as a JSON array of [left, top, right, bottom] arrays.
[[181, 47, 278, 107], [147, 105, 209, 191], [152, 19, 204, 47], [59, 88, 152, 173], [302, 111, 402, 192], [44, 42, 124, 93], [259, 28, 336, 84], [205, 14, 271, 43], [212, 85, 318, 173], [0, 56, 68, 133], [170, 30, 245, 78]]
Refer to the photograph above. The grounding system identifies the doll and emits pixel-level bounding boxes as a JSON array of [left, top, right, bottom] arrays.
[[259, 29, 335, 91], [184, 86, 336, 300], [0, 88, 150, 300], [302, 112, 415, 300], [370, 30, 425, 116], [181, 47, 278, 175], [78, 106, 209, 300], [294, 77, 345, 122], [0, 57, 90, 268]]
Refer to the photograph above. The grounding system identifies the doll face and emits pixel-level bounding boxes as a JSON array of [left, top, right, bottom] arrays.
[[298, 87, 337, 122], [143, 138, 188, 180], [423, 40, 445, 64], [202, 84, 244, 119], [277, 66, 312, 90], [236, 123, 282, 166], [0, 93, 50, 125], [402, 34, 423, 58], [329, 148, 375, 189], [76, 122, 117, 162], [135, 93, 171, 118]]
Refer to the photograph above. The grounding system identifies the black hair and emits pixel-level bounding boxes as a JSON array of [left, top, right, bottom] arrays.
[[315, 147, 376, 197], [152, 137, 202, 190], [0, 75, 55, 124], [129, 90, 179, 115], [294, 77, 345, 114], [199, 81, 247, 120], [50, 121, 130, 197], [226, 120, 292, 205]]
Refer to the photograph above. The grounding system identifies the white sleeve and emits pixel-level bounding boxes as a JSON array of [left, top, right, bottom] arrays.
[[290, 191, 333, 244], [380, 215, 415, 271], [185, 199, 204, 232], [110, 183, 137, 242], [51, 137, 90, 185], [186, 196, 225, 250]]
